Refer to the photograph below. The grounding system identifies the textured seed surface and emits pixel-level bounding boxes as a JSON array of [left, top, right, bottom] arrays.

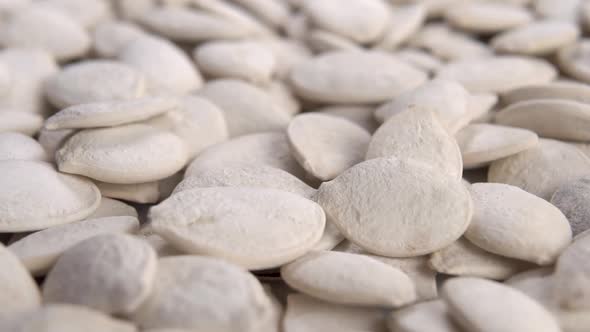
[[0, 161, 100, 232], [466, 183, 572, 265], [150, 187, 325, 270], [316, 158, 472, 257], [43, 234, 156, 314], [367, 108, 463, 179], [0, 132, 48, 161], [288, 113, 371, 181], [551, 177, 590, 236], [8, 216, 139, 276], [282, 250, 416, 307]]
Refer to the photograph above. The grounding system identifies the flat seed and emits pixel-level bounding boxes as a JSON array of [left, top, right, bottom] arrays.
[[141, 95, 228, 159], [501, 81, 590, 105], [0, 112, 43, 136], [197, 79, 291, 137], [93, 20, 146, 58], [554, 234, 590, 309], [173, 164, 316, 198], [534, 0, 580, 22], [316, 158, 472, 257], [444, 2, 533, 34], [283, 294, 387, 332], [456, 123, 539, 169], [437, 56, 557, 93], [95, 173, 182, 204], [0, 304, 137, 332], [374, 4, 426, 51], [466, 183, 572, 265], [409, 23, 492, 61], [0, 132, 48, 162], [194, 40, 276, 84], [491, 21, 580, 55], [0, 243, 40, 314], [442, 277, 561, 332], [38, 0, 112, 29], [0, 161, 100, 232], [37, 128, 75, 162], [43, 234, 157, 314], [550, 177, 590, 236], [8, 216, 139, 276], [557, 40, 590, 84], [265, 81, 301, 116], [488, 138, 590, 199], [374, 79, 470, 133], [388, 300, 462, 332], [0, 6, 90, 62], [301, 0, 391, 44], [465, 93, 499, 123], [290, 50, 427, 104], [45, 60, 145, 109], [130, 256, 272, 331], [45, 97, 178, 130], [232, 0, 290, 28], [288, 113, 371, 181], [306, 29, 361, 53], [319, 105, 379, 133], [281, 250, 416, 307], [395, 48, 443, 73], [495, 99, 590, 141], [150, 187, 325, 270], [86, 197, 138, 219], [56, 124, 189, 184], [429, 237, 531, 280], [184, 132, 305, 179], [367, 108, 463, 179]]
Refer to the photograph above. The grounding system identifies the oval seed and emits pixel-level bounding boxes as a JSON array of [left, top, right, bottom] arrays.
[[409, 23, 492, 61], [444, 2, 533, 34], [442, 277, 561, 332], [466, 183, 572, 265], [43, 234, 157, 314], [93, 20, 146, 58], [56, 124, 189, 184], [495, 99, 590, 141], [8, 216, 139, 276], [367, 108, 463, 179], [150, 187, 325, 270], [130, 256, 272, 331], [281, 250, 416, 307], [0, 243, 40, 314], [554, 234, 590, 309], [290, 50, 427, 104], [455, 123, 539, 169], [86, 197, 138, 219], [557, 40, 590, 84], [374, 4, 426, 51], [388, 300, 462, 332], [316, 158, 472, 257], [551, 177, 590, 236], [501, 81, 590, 105], [0, 132, 48, 162], [488, 138, 590, 199], [0, 161, 100, 232], [45, 60, 145, 109], [436, 56, 557, 93], [45, 97, 178, 130], [288, 113, 371, 181], [491, 21, 579, 55]]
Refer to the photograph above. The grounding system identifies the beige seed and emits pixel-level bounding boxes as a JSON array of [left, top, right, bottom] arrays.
[[554, 234, 590, 309], [8, 216, 139, 276], [0, 243, 41, 314], [37, 0, 112, 29], [45, 97, 178, 131], [86, 197, 138, 219], [0, 161, 100, 232], [495, 99, 590, 141], [290, 50, 427, 104], [92, 20, 146, 58], [306, 29, 361, 53], [43, 234, 157, 314], [95, 181, 160, 204], [130, 256, 272, 331], [558, 40, 590, 84], [466, 183, 572, 265], [184, 132, 305, 179], [488, 138, 590, 199], [444, 2, 533, 34], [0, 132, 48, 162], [197, 79, 291, 137], [374, 4, 426, 51], [316, 158, 472, 257], [429, 237, 531, 280], [409, 23, 492, 61], [288, 113, 371, 181], [56, 124, 188, 184], [456, 123, 539, 169], [150, 187, 325, 270], [442, 277, 561, 332], [45, 60, 145, 109], [395, 48, 443, 73], [491, 21, 580, 55], [0, 112, 43, 136], [437, 56, 557, 93], [232, 0, 290, 28], [501, 81, 590, 105], [319, 105, 379, 133], [367, 108, 463, 179], [281, 250, 416, 307], [388, 300, 462, 332]]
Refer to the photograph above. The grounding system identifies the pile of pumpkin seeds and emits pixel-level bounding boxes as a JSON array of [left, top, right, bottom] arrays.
[[1, 0, 590, 331]]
